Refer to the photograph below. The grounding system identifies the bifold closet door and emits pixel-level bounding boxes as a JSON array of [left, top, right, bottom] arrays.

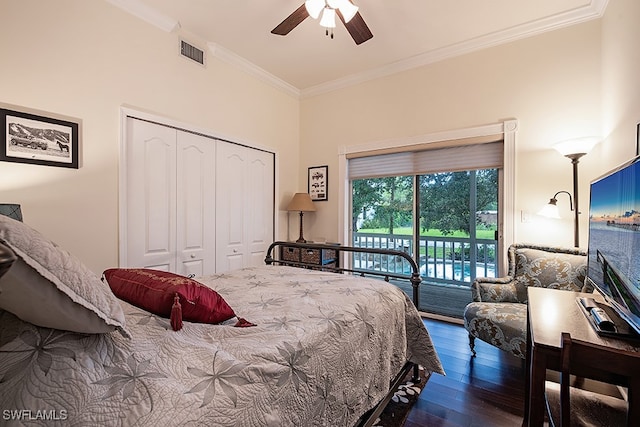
[[215, 142, 274, 272], [125, 119, 177, 272], [175, 131, 216, 277], [124, 118, 216, 276]]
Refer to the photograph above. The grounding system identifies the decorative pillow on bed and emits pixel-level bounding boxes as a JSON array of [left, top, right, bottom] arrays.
[[102, 268, 239, 331], [0, 215, 129, 337]]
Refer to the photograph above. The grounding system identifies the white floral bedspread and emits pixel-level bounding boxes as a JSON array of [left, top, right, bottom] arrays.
[[0, 265, 444, 426]]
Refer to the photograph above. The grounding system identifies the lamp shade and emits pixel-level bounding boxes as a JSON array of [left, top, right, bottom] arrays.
[[319, 7, 336, 28], [537, 201, 562, 219], [287, 193, 316, 212], [537, 191, 573, 219], [334, 0, 358, 22], [305, 0, 325, 19], [553, 137, 600, 157]]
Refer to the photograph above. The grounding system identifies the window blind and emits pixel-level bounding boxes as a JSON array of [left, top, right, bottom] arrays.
[[348, 141, 504, 180]]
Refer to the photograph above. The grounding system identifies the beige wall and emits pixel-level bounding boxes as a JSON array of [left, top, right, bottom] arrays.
[[601, 0, 640, 169], [300, 1, 640, 250], [0, 0, 300, 273], [2, 0, 639, 272], [300, 20, 604, 248]]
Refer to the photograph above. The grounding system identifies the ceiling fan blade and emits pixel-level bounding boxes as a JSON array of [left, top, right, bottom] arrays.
[[271, 4, 309, 36], [338, 10, 373, 45]]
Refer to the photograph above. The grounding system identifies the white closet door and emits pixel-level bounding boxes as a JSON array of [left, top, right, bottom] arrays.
[[124, 115, 274, 275], [247, 149, 274, 267], [125, 118, 177, 271], [216, 143, 274, 272], [176, 131, 216, 276], [215, 142, 247, 272]]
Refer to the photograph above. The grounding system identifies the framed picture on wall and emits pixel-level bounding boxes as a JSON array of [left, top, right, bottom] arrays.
[[0, 107, 79, 168], [308, 165, 328, 201]]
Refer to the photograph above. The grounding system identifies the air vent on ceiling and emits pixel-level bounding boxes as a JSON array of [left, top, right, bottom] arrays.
[[180, 39, 205, 66]]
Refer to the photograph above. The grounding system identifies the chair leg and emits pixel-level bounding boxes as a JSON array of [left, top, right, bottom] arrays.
[[468, 333, 476, 357]]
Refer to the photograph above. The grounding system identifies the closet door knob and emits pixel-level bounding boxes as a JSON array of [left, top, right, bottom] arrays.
[[190, 254, 196, 259]]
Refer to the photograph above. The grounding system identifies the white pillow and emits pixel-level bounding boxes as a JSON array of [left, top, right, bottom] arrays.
[[0, 215, 129, 337]]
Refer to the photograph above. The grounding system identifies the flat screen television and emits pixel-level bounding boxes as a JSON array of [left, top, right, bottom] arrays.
[[586, 155, 640, 336]]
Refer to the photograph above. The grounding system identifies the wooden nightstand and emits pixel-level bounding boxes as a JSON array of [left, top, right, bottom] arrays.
[[280, 243, 340, 271]]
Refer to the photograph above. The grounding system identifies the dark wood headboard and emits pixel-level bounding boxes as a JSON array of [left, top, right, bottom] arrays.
[[265, 241, 422, 307]]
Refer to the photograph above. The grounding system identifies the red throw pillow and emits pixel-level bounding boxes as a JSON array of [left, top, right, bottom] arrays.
[[103, 268, 236, 331]]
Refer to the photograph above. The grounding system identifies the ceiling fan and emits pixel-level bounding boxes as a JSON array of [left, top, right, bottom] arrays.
[[271, 0, 373, 45]]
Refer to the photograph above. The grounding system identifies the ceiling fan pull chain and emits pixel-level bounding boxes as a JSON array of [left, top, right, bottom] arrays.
[[325, 27, 334, 39]]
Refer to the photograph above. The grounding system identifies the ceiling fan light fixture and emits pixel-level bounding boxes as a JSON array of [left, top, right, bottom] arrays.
[[305, 0, 325, 19], [319, 7, 336, 28], [272, 0, 372, 45], [337, 0, 358, 23]]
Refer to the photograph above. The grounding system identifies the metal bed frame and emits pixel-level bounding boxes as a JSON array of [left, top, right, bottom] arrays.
[[265, 241, 424, 427], [0, 240, 425, 427]]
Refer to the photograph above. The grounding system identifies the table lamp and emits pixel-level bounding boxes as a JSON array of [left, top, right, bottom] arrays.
[[287, 193, 316, 243]]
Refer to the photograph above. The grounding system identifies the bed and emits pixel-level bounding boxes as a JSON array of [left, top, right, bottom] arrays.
[[0, 216, 444, 426]]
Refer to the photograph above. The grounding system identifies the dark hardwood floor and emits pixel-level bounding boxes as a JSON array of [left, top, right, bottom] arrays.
[[407, 318, 526, 426]]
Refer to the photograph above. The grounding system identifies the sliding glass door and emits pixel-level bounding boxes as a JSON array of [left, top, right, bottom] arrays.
[[352, 176, 415, 274], [351, 168, 499, 317], [417, 169, 498, 284]]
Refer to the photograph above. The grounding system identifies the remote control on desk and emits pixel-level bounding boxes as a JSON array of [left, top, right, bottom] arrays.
[[591, 307, 617, 332]]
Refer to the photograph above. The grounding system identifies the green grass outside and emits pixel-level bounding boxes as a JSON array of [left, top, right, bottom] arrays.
[[357, 226, 495, 239]]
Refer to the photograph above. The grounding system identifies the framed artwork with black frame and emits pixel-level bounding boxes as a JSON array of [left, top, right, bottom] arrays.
[[1, 107, 79, 169], [308, 165, 328, 201]]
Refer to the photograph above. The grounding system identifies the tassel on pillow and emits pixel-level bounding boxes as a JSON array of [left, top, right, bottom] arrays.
[[170, 293, 183, 331], [234, 317, 256, 328]]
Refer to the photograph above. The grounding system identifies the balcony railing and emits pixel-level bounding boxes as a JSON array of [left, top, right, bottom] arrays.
[[352, 232, 497, 287]]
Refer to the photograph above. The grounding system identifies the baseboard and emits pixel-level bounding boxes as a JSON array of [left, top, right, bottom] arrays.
[[420, 311, 464, 325]]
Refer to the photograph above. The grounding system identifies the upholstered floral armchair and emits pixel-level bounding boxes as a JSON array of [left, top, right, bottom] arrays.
[[463, 243, 590, 359]]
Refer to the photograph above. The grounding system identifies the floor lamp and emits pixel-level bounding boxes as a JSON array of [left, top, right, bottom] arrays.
[[287, 193, 316, 243], [538, 137, 599, 247]]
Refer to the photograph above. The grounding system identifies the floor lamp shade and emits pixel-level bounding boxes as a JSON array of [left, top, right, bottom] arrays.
[[287, 193, 316, 243], [0, 204, 23, 222]]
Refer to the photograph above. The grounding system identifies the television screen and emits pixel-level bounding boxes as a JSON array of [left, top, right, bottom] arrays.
[[587, 155, 640, 335]]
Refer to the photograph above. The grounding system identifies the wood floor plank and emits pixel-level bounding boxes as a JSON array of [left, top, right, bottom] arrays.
[[407, 318, 526, 426]]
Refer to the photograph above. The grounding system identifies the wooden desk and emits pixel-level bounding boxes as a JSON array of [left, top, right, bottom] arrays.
[[524, 287, 640, 426]]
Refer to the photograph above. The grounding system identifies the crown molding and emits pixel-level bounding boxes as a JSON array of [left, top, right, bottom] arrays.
[[106, 0, 299, 98], [207, 43, 300, 99], [300, 0, 609, 98], [106, 0, 607, 99], [106, 0, 180, 33]]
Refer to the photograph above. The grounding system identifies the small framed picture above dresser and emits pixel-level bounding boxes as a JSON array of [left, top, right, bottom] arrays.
[[308, 165, 328, 201]]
